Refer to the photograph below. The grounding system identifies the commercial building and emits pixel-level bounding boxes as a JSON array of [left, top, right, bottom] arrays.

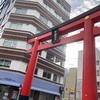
[[0, 0, 16, 37], [0, 0, 70, 100], [64, 68, 77, 100], [76, 49, 100, 100]]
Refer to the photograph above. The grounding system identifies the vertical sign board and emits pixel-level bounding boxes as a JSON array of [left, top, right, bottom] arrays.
[[52, 28, 59, 44]]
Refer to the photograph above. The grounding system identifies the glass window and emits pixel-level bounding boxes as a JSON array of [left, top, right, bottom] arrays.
[[0, 85, 10, 99], [15, 8, 27, 14], [10, 22, 22, 30], [53, 74, 61, 83], [39, 92, 47, 100], [46, 52, 54, 62], [0, 59, 11, 68], [98, 93, 100, 98], [55, 57, 62, 66], [36, 29, 42, 34], [30, 90, 34, 98], [40, 15, 48, 25], [97, 82, 100, 87], [43, 71, 51, 79], [57, 0, 60, 3], [3, 39, 17, 48], [97, 70, 99, 76], [53, 74, 57, 82], [57, 45, 66, 52], [96, 60, 99, 65], [34, 68, 38, 75], [43, 2, 51, 11]]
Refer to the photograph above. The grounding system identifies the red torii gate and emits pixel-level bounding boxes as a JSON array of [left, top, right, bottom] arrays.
[[19, 5, 100, 100]]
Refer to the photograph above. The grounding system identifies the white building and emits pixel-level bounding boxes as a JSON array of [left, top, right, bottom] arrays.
[[0, 0, 71, 100], [76, 49, 100, 100]]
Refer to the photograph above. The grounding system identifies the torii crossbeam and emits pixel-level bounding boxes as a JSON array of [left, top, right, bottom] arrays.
[[19, 5, 100, 100]]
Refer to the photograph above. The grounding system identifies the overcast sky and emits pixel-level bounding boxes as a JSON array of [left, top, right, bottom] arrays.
[[65, 0, 100, 68]]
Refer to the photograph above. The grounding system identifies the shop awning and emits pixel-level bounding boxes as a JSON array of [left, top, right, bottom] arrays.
[[0, 70, 60, 95]]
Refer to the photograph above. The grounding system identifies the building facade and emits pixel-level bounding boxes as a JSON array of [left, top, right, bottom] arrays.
[[76, 49, 100, 100], [0, 0, 16, 37], [0, 0, 70, 100], [64, 68, 77, 100]]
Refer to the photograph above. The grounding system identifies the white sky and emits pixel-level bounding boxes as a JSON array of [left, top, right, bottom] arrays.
[[65, 0, 100, 68]]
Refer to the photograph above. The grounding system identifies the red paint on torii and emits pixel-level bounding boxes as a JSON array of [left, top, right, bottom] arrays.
[[19, 5, 100, 100]]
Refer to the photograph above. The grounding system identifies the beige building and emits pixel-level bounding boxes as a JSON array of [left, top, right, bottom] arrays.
[[0, 0, 71, 100], [64, 68, 77, 100]]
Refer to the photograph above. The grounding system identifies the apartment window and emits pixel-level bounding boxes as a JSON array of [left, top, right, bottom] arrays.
[[96, 60, 99, 65], [53, 74, 61, 83], [0, 59, 11, 68], [34, 68, 38, 75], [15, 8, 27, 14], [55, 57, 63, 66], [57, 45, 65, 52], [43, 71, 51, 79], [3, 39, 17, 48], [97, 82, 100, 87], [40, 15, 48, 24], [10, 22, 22, 30], [98, 93, 100, 98], [36, 29, 42, 34], [56, 0, 60, 4], [39, 51, 42, 56], [46, 52, 54, 62], [97, 70, 99, 76], [43, 2, 51, 11]]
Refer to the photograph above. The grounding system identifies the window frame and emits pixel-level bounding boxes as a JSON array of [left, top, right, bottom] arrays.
[[42, 70, 51, 79], [0, 59, 11, 68], [46, 52, 54, 62], [3, 39, 18, 48], [15, 7, 27, 14], [10, 22, 23, 30]]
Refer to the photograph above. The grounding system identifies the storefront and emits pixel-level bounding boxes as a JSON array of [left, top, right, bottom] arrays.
[[0, 70, 61, 100], [0, 85, 18, 100]]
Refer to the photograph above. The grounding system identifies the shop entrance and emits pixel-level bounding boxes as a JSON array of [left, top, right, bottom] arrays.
[[0, 85, 19, 100]]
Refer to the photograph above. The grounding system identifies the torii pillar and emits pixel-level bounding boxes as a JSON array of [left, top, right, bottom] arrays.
[[82, 16, 98, 100]]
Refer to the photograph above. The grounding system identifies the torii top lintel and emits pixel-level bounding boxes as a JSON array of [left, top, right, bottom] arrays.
[[27, 5, 100, 53]]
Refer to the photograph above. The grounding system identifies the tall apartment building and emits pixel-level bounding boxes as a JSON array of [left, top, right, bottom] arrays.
[[76, 49, 100, 100], [0, 0, 16, 37], [0, 0, 70, 100]]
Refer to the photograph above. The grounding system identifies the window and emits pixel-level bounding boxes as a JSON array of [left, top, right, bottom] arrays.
[[3, 39, 17, 48], [53, 74, 61, 83], [98, 93, 100, 98], [40, 15, 48, 24], [34, 68, 38, 75], [0, 59, 11, 68], [15, 8, 27, 14], [55, 57, 63, 66], [53, 74, 57, 82], [97, 70, 99, 76], [39, 51, 41, 56], [57, 45, 66, 52], [97, 82, 100, 87], [43, 2, 51, 11], [96, 60, 99, 65], [36, 29, 42, 34], [46, 52, 54, 62], [43, 71, 51, 79], [56, 0, 60, 4], [10, 22, 22, 30]]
